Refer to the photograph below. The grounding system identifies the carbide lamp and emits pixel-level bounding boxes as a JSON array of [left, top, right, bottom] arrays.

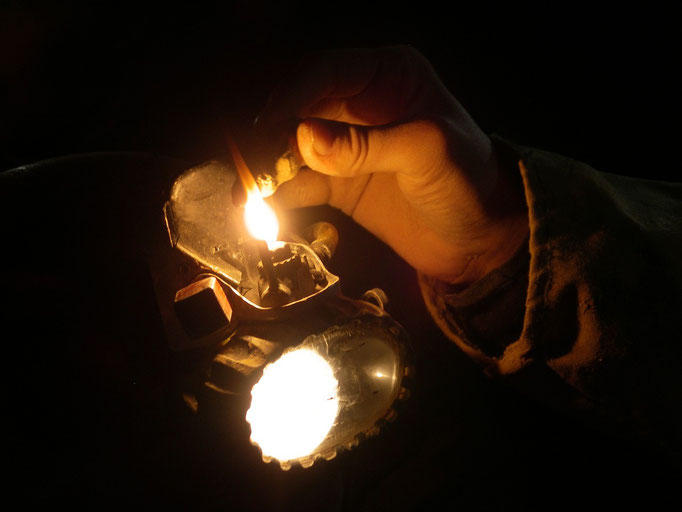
[[159, 145, 412, 470]]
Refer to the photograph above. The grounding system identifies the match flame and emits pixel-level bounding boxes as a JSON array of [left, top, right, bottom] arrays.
[[227, 134, 279, 243], [244, 193, 279, 243]]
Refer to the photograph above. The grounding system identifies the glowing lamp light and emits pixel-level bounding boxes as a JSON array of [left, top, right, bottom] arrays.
[[246, 349, 339, 463], [244, 322, 409, 470]]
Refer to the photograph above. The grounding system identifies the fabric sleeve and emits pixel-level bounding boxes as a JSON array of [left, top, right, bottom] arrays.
[[419, 138, 682, 455]]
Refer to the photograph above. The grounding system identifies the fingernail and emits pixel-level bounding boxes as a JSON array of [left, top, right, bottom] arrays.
[[309, 118, 336, 156]]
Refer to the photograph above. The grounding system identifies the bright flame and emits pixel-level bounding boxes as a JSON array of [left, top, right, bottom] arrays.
[[246, 349, 339, 462], [244, 192, 279, 243]]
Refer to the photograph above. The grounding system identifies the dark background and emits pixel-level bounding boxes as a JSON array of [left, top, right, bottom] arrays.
[[2, 1, 678, 180], [2, 1, 679, 510]]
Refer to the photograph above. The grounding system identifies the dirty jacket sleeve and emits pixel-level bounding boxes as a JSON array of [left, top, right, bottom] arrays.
[[419, 139, 682, 454]]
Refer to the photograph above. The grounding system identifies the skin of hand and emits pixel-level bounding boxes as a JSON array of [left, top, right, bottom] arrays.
[[257, 46, 529, 285]]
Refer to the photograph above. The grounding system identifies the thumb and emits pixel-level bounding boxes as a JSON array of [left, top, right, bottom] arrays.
[[296, 117, 450, 178]]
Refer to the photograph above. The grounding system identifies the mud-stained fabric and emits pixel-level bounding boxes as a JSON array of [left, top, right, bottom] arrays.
[[419, 139, 682, 457]]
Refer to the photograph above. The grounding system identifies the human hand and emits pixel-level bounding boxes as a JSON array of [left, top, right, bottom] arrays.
[[257, 46, 528, 285]]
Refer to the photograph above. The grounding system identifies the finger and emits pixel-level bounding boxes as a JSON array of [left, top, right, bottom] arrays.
[[296, 117, 450, 179], [271, 168, 331, 210]]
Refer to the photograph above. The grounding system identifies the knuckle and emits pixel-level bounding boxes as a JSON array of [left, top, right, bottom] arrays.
[[347, 126, 371, 175], [413, 117, 451, 155]]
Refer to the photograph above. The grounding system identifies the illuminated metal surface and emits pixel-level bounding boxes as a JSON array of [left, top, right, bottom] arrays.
[[161, 158, 411, 471], [165, 160, 245, 287], [164, 160, 339, 319]]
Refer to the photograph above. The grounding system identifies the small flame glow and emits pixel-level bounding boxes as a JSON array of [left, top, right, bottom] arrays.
[[244, 192, 279, 243], [246, 349, 339, 463]]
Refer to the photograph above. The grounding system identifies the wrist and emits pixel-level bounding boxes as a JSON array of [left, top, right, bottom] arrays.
[[445, 136, 530, 286]]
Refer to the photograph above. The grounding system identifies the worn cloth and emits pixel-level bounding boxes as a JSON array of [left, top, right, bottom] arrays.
[[419, 139, 682, 457]]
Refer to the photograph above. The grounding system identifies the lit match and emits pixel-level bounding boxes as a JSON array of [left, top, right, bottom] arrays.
[[227, 135, 281, 298]]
